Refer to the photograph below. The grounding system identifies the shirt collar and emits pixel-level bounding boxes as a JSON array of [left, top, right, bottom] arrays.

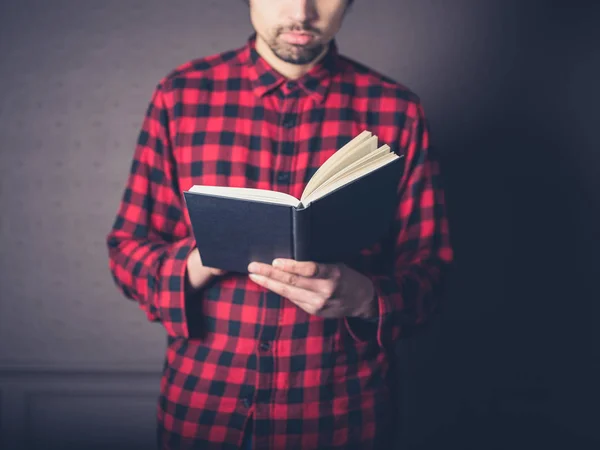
[[243, 33, 339, 103]]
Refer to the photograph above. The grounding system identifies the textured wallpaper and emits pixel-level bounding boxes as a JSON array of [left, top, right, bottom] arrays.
[[0, 0, 255, 369]]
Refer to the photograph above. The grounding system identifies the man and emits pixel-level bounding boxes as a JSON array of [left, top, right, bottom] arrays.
[[106, 0, 453, 449]]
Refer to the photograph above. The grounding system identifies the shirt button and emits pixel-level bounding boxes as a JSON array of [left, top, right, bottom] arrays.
[[259, 341, 271, 351], [282, 116, 295, 128], [242, 396, 252, 408], [276, 173, 289, 183], [286, 81, 296, 90]]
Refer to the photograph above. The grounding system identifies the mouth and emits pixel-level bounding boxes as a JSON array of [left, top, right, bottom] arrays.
[[280, 31, 316, 46]]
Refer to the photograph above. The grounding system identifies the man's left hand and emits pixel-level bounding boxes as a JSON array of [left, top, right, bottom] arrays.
[[247, 259, 377, 319]]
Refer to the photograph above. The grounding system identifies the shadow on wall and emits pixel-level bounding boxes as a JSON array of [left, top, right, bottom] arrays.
[[396, 1, 599, 449]]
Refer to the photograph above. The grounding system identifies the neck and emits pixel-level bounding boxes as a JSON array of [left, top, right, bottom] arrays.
[[255, 35, 329, 80]]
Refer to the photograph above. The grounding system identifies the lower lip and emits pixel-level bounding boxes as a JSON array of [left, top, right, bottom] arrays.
[[281, 32, 314, 45]]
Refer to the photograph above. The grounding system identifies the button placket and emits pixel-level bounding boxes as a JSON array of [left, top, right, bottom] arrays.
[[282, 115, 295, 128], [274, 91, 297, 188]]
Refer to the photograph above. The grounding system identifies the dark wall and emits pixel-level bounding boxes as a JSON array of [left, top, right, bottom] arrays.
[[405, 2, 600, 449], [0, 1, 597, 449]]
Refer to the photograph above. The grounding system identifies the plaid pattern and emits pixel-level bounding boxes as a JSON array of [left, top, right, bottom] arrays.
[[106, 34, 453, 450]]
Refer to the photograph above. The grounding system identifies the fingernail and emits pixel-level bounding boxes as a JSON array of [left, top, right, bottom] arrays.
[[272, 259, 282, 268]]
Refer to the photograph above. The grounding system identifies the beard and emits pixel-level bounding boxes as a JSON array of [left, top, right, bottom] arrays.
[[266, 25, 327, 65]]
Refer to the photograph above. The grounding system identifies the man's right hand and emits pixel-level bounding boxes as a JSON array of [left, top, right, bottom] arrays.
[[186, 247, 225, 291]]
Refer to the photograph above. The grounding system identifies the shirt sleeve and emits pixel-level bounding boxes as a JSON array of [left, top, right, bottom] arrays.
[[106, 83, 194, 338], [345, 100, 454, 349]]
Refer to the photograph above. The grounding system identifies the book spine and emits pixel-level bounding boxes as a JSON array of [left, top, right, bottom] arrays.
[[292, 206, 311, 261]]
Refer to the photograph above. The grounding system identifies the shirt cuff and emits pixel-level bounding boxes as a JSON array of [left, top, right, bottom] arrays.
[[155, 237, 196, 338], [343, 290, 380, 343]]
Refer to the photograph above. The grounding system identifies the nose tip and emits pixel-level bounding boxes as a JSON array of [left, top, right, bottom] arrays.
[[289, 0, 318, 23]]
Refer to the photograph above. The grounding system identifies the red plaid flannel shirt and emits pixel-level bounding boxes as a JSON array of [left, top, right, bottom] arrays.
[[106, 35, 453, 450]]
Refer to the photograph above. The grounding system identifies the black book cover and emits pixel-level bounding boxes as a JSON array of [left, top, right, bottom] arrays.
[[183, 158, 404, 273]]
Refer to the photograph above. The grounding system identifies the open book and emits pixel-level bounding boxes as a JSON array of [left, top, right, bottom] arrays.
[[183, 131, 404, 273], [187, 130, 401, 207]]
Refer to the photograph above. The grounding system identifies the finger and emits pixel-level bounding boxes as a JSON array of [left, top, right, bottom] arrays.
[[271, 259, 337, 279], [248, 262, 329, 293], [248, 273, 318, 306], [247, 270, 343, 317], [247, 265, 341, 316], [313, 298, 339, 318], [292, 297, 346, 318]]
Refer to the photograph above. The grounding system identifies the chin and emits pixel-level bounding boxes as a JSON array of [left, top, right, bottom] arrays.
[[273, 43, 326, 65]]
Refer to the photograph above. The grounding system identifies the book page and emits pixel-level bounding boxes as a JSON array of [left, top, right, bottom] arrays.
[[187, 185, 300, 206], [301, 152, 401, 206], [312, 144, 391, 192], [300, 131, 375, 201]]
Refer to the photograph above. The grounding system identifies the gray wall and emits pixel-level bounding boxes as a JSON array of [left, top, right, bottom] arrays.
[[0, 1, 598, 449]]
